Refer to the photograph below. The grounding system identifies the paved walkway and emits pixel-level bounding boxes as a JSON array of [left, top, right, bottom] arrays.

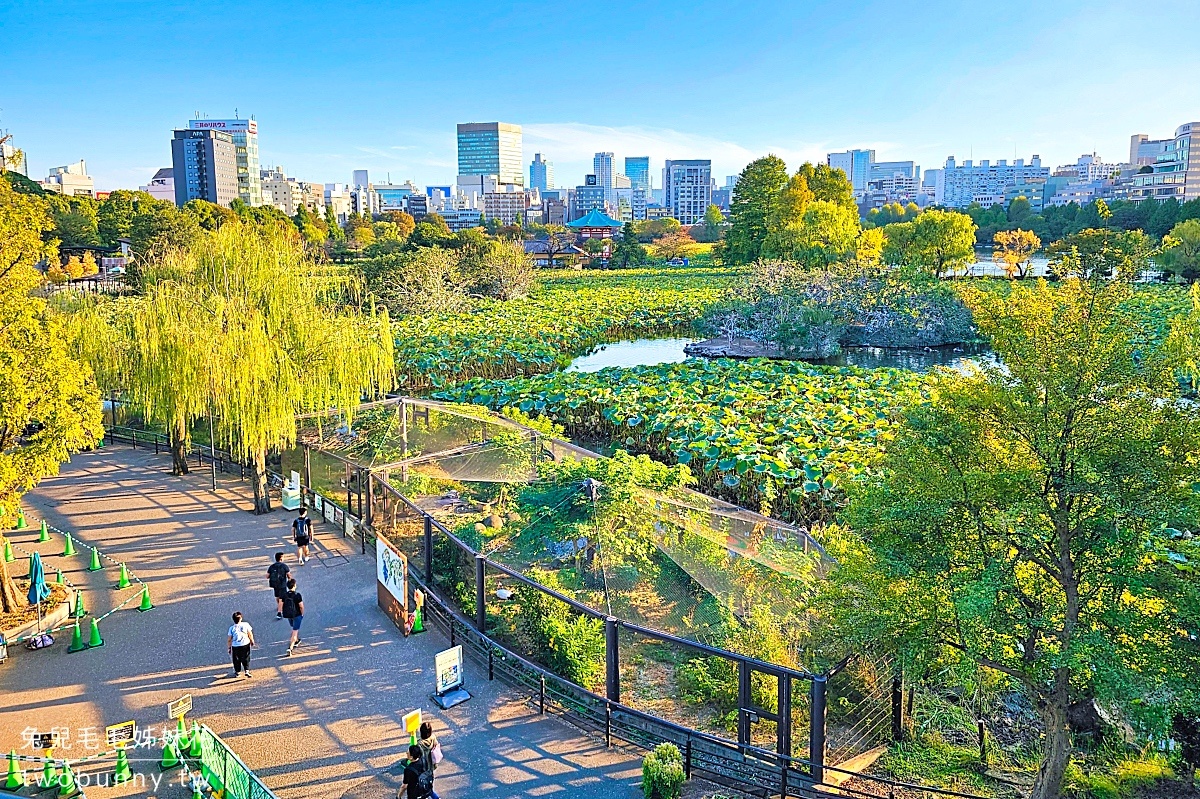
[[1, 447, 642, 798]]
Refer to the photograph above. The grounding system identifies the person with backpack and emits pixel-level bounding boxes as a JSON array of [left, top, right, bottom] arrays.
[[227, 612, 256, 678], [267, 552, 290, 619], [417, 722, 442, 799], [281, 578, 304, 656], [292, 508, 313, 564], [400, 744, 434, 799]]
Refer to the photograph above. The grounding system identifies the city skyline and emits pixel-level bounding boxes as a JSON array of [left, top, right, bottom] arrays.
[[4, 1, 1200, 191]]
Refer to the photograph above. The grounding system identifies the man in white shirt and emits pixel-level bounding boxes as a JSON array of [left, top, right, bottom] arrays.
[[227, 611, 256, 678]]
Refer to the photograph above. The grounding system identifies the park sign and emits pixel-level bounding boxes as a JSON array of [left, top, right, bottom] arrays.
[[432, 645, 470, 709], [376, 537, 408, 633], [168, 693, 192, 720]]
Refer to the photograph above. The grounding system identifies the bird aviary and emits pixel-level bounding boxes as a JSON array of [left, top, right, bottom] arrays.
[[282, 397, 895, 768]]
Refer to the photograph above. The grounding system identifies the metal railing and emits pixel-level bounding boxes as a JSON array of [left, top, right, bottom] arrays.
[[192, 724, 277, 799]]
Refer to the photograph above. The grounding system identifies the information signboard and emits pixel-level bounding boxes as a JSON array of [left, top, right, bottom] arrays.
[[168, 693, 192, 720], [435, 646, 464, 695]]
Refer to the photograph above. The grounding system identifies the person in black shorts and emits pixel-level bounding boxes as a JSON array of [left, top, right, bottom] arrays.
[[292, 508, 313, 564], [267, 552, 290, 619], [282, 578, 305, 656]]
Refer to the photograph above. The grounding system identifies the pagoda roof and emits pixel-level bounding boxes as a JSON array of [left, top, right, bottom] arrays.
[[567, 208, 623, 228]]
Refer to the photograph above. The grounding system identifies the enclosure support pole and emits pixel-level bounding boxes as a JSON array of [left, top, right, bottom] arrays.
[[475, 554, 486, 633], [810, 675, 827, 785], [539, 675, 546, 714], [605, 616, 620, 704], [423, 515, 433, 585], [891, 673, 904, 741], [303, 447, 311, 494], [365, 472, 374, 528], [208, 414, 217, 491], [737, 660, 752, 746], [778, 673, 792, 758]]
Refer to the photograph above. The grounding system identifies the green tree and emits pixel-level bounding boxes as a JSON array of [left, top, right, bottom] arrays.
[[882, 209, 977, 277], [0, 179, 102, 611], [793, 162, 856, 210], [722, 155, 789, 263], [701, 204, 726, 242], [1047, 227, 1156, 281], [361, 246, 468, 316], [97, 190, 138, 244], [1159, 219, 1200, 283], [840, 277, 1200, 799], [100, 224, 394, 511], [128, 203, 202, 267], [1007, 196, 1034, 228], [611, 223, 649, 269], [765, 200, 860, 268], [186, 199, 238, 231]]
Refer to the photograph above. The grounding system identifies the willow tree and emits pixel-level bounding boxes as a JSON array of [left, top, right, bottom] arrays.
[[119, 223, 394, 512], [0, 177, 103, 611]]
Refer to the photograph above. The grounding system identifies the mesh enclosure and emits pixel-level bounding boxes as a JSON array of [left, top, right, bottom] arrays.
[[826, 652, 895, 767]]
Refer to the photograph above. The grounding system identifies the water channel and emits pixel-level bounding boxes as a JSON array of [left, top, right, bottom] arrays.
[[565, 337, 989, 373]]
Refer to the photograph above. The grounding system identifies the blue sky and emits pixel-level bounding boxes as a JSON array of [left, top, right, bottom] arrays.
[[4, 0, 1199, 192]]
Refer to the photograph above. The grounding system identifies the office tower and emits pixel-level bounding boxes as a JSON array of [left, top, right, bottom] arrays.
[[171, 128, 238, 206], [188, 119, 262, 205], [593, 152, 615, 188], [457, 122, 523, 186], [826, 149, 876, 194], [624, 157, 650, 191], [1129, 133, 1171, 167], [529, 153, 553, 192], [662, 160, 712, 224], [41, 160, 94, 197], [352, 169, 370, 187]]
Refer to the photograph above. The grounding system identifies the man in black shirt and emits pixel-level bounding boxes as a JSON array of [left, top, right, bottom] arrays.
[[292, 508, 313, 564], [282, 578, 305, 656], [267, 552, 290, 620], [401, 744, 433, 799]]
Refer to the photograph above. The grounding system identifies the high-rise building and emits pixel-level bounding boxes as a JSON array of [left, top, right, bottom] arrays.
[[457, 122, 523, 186], [593, 152, 615, 188], [352, 169, 370, 188], [939, 155, 1049, 208], [188, 119, 262, 206], [624, 157, 650, 191], [662, 160, 712, 224], [171, 129, 238, 206], [1132, 122, 1200, 204], [41, 160, 94, 197], [1129, 134, 1172, 167], [529, 153, 553, 192], [826, 149, 876, 194]]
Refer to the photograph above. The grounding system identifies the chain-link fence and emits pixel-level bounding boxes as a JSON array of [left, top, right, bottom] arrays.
[[193, 724, 276, 799]]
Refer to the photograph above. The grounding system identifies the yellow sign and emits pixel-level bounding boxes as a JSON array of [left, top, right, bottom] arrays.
[[402, 710, 422, 737], [105, 720, 137, 748], [168, 693, 193, 720]]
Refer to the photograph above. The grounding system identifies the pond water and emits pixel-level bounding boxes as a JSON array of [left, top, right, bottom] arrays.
[[566, 337, 699, 372], [956, 254, 1050, 278], [564, 336, 990, 374]]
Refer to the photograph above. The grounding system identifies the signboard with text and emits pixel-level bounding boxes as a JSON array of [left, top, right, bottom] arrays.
[[168, 693, 192, 720], [376, 539, 408, 631], [105, 721, 137, 747], [435, 646, 464, 695]]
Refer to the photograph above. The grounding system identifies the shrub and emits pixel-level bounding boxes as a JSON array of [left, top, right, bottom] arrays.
[[642, 743, 686, 799]]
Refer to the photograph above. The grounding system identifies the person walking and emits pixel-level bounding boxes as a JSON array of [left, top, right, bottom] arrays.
[[417, 722, 443, 799], [227, 612, 256, 678], [282, 578, 305, 656], [400, 743, 434, 799], [292, 508, 313, 564], [267, 552, 290, 619]]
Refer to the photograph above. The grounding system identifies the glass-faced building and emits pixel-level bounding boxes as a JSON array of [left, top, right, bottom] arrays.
[[624, 156, 650, 191], [188, 119, 262, 206], [1132, 122, 1200, 204], [457, 122, 523, 186]]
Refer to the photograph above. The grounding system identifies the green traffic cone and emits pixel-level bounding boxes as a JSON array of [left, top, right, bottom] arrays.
[[73, 590, 86, 619], [160, 738, 181, 771], [87, 547, 102, 572], [117, 562, 131, 589], [191, 783, 203, 799], [63, 532, 76, 557], [15, 509, 27, 529], [4, 749, 24, 789], [87, 617, 104, 648], [138, 585, 154, 611], [67, 621, 87, 653], [55, 569, 64, 585], [412, 606, 424, 633], [2, 539, 11, 563], [38, 520, 50, 543], [187, 723, 203, 758], [175, 717, 189, 750], [113, 747, 132, 783], [39, 759, 58, 788], [56, 766, 75, 796]]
